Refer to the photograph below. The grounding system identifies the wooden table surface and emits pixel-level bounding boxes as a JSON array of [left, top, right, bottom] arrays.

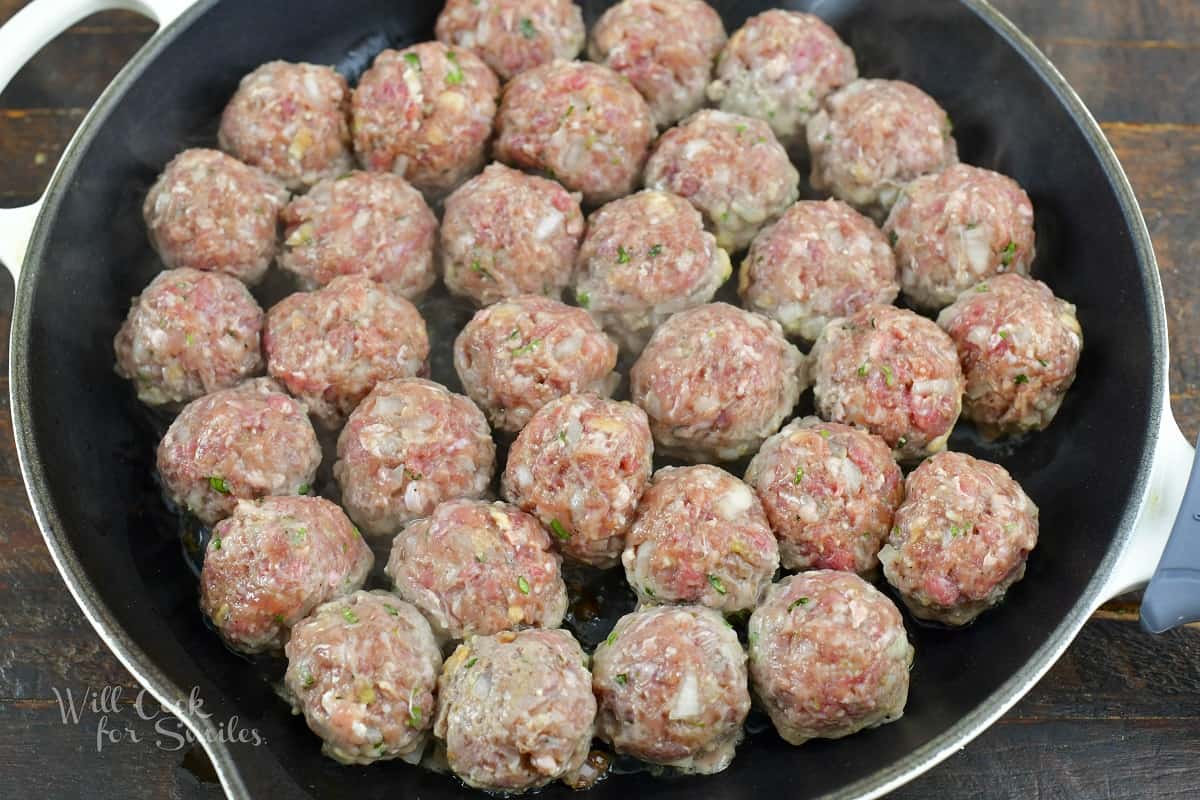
[[0, 1, 1197, 797]]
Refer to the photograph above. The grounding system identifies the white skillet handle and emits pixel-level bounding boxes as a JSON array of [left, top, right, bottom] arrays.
[[0, 0, 197, 276]]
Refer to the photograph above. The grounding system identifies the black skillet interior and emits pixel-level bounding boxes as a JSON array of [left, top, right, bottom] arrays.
[[16, 0, 1157, 797]]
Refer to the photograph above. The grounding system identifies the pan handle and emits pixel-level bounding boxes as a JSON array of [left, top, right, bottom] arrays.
[[0, 0, 198, 275]]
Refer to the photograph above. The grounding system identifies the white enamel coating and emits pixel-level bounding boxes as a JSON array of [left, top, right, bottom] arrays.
[[0, 0, 196, 277]]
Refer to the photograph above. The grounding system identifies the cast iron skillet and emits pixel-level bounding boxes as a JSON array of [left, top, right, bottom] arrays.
[[3, 0, 1200, 798]]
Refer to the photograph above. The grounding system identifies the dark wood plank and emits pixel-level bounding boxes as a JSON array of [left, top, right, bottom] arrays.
[[0, 30, 153, 109], [993, 0, 1200, 43]]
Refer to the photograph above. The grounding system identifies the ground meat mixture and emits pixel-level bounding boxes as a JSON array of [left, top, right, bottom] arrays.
[[441, 162, 584, 307], [143, 148, 288, 285], [502, 393, 653, 568], [494, 59, 656, 205], [748, 571, 912, 744], [157, 378, 321, 524], [436, 0, 585, 81], [219, 61, 353, 191], [644, 109, 800, 252], [592, 605, 750, 774], [623, 464, 779, 613], [114, 267, 264, 407], [811, 304, 964, 461], [199, 495, 372, 654], [334, 378, 495, 538], [278, 171, 437, 299], [744, 417, 903, 575], [630, 302, 807, 462], [264, 275, 429, 428], [937, 273, 1082, 437], [573, 189, 731, 353], [385, 499, 568, 640], [454, 294, 619, 433], [589, 0, 728, 128], [708, 9, 856, 149], [352, 42, 500, 198], [880, 450, 1039, 626], [435, 628, 595, 792]]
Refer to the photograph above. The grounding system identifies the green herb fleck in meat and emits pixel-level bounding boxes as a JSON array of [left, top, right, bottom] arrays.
[[614, 673, 628, 686], [517, 576, 531, 594], [793, 467, 804, 485], [549, 519, 570, 540], [1000, 241, 1017, 266], [444, 50, 463, 85], [788, 597, 810, 612], [519, 17, 537, 39], [1014, 373, 1029, 384], [647, 244, 663, 258], [708, 574, 727, 595], [575, 289, 590, 308], [211, 536, 221, 551], [403, 52, 421, 70], [208, 476, 231, 495], [880, 364, 895, 387], [511, 338, 540, 357], [617, 245, 631, 264], [342, 608, 359, 624]]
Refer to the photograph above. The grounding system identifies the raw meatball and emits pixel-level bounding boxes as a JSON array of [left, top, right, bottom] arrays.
[[218, 61, 353, 190], [807, 79, 958, 220], [644, 109, 799, 251], [630, 302, 806, 462], [811, 304, 964, 461], [744, 417, 903, 575], [937, 273, 1082, 437], [199, 496, 372, 654], [707, 9, 856, 149], [589, 0, 728, 128], [436, 628, 595, 792], [143, 148, 288, 285], [284, 591, 441, 765], [592, 605, 750, 774], [454, 295, 619, 433], [352, 43, 500, 198], [264, 275, 429, 428], [881, 451, 1039, 625], [738, 198, 899, 342], [334, 378, 495, 538], [435, 0, 585, 81], [157, 378, 321, 524], [623, 465, 779, 613], [114, 267, 264, 407], [885, 164, 1037, 310], [502, 393, 653, 568], [441, 162, 584, 307], [573, 189, 731, 352], [495, 59, 655, 205], [385, 499, 568, 640], [278, 171, 437, 299], [748, 571, 912, 744]]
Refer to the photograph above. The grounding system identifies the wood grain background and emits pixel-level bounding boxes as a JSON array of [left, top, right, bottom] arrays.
[[0, 1, 1197, 797]]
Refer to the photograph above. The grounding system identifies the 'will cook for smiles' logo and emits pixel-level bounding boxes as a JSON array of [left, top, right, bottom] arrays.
[[52, 685, 265, 753]]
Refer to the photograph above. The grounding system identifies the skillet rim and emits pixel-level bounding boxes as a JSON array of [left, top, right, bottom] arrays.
[[6, 1, 1167, 798]]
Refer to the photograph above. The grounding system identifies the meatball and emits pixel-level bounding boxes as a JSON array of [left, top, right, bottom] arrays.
[[644, 109, 799, 252], [495, 59, 655, 205], [143, 148, 287, 285], [811, 304, 964, 461], [885, 164, 1037, 310], [630, 303, 806, 462], [278, 171, 437, 299], [436, 628, 595, 792], [352, 43, 500, 198], [748, 571, 913, 745], [385, 499, 568, 640], [588, 0, 728, 128], [593, 605, 750, 774], [573, 189, 731, 353], [502, 393, 654, 568], [744, 417, 903, 575], [199, 496, 373, 654], [218, 61, 353, 191], [454, 295, 619, 433], [114, 268, 264, 407], [738, 199, 899, 342], [284, 591, 441, 765], [435, 0, 585, 82], [880, 451, 1039, 626], [264, 275, 429, 428], [807, 79, 958, 220], [334, 378, 496, 538], [441, 162, 584, 307], [624, 465, 778, 613], [937, 273, 1083, 437], [157, 378, 321, 524], [707, 9, 856, 149]]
